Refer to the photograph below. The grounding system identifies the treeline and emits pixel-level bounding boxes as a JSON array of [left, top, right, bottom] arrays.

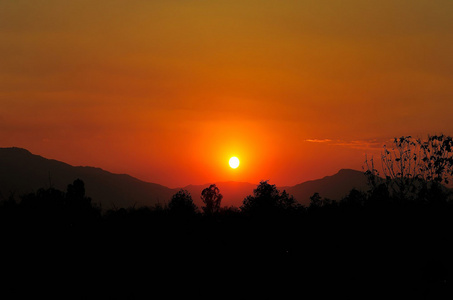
[[1, 177, 453, 298], [1, 175, 452, 223]]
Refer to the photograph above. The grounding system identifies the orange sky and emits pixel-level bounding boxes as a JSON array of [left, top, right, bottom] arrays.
[[1, 1, 452, 187]]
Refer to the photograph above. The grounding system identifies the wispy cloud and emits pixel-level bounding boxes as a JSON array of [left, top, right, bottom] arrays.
[[304, 139, 332, 143], [305, 138, 388, 150]]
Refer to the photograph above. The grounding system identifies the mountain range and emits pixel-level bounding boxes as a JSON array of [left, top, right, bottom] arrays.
[[0, 147, 370, 209]]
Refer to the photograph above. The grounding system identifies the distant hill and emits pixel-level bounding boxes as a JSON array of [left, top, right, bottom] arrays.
[[0, 147, 370, 210], [282, 169, 370, 206], [0, 147, 174, 209]]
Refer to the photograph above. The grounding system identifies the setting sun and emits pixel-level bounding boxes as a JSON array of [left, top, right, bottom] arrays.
[[229, 157, 240, 169]]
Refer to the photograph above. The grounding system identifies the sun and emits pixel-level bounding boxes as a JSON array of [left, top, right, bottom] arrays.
[[229, 156, 240, 169]]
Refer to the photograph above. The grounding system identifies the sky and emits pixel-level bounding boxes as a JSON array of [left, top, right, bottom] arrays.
[[1, 0, 452, 188]]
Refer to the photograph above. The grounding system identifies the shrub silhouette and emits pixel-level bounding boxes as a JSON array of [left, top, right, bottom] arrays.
[[366, 134, 453, 202], [17, 179, 100, 228], [366, 182, 391, 207], [308, 192, 335, 209], [168, 189, 198, 215], [20, 187, 65, 215], [340, 188, 366, 208]]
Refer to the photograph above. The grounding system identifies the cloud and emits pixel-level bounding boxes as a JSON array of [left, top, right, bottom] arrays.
[[304, 139, 332, 143], [305, 138, 388, 150]]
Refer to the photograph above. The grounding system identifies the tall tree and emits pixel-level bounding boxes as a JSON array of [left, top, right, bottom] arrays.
[[201, 184, 222, 215]]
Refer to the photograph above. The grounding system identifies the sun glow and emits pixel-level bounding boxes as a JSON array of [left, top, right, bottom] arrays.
[[229, 156, 240, 169]]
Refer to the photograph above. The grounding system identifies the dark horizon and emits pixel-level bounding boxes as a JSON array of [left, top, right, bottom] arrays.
[[0, 146, 371, 210]]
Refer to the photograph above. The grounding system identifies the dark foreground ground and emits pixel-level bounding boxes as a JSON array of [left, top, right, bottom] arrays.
[[2, 205, 453, 299]]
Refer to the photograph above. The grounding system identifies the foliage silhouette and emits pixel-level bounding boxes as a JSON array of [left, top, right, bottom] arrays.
[[366, 134, 453, 202], [309, 192, 336, 209], [201, 184, 223, 215], [340, 188, 367, 208], [309, 192, 322, 208], [419, 134, 453, 184], [241, 180, 299, 216], [16, 179, 100, 229], [168, 189, 198, 216]]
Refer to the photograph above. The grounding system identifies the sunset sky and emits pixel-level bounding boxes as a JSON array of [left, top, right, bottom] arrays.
[[1, 1, 452, 187]]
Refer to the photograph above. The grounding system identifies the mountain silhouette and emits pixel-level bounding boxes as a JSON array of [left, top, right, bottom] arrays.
[[282, 169, 369, 206], [0, 147, 370, 209], [0, 147, 174, 209]]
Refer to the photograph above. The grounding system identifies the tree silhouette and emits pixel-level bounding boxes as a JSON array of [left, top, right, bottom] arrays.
[[380, 136, 421, 200], [366, 135, 453, 201], [201, 184, 223, 215], [418, 135, 453, 185], [279, 190, 297, 209], [65, 179, 97, 223], [20, 187, 65, 212], [67, 178, 86, 199], [340, 188, 366, 208], [309, 192, 322, 208], [17, 179, 100, 227], [168, 189, 198, 215], [308, 192, 334, 209], [241, 180, 296, 215]]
